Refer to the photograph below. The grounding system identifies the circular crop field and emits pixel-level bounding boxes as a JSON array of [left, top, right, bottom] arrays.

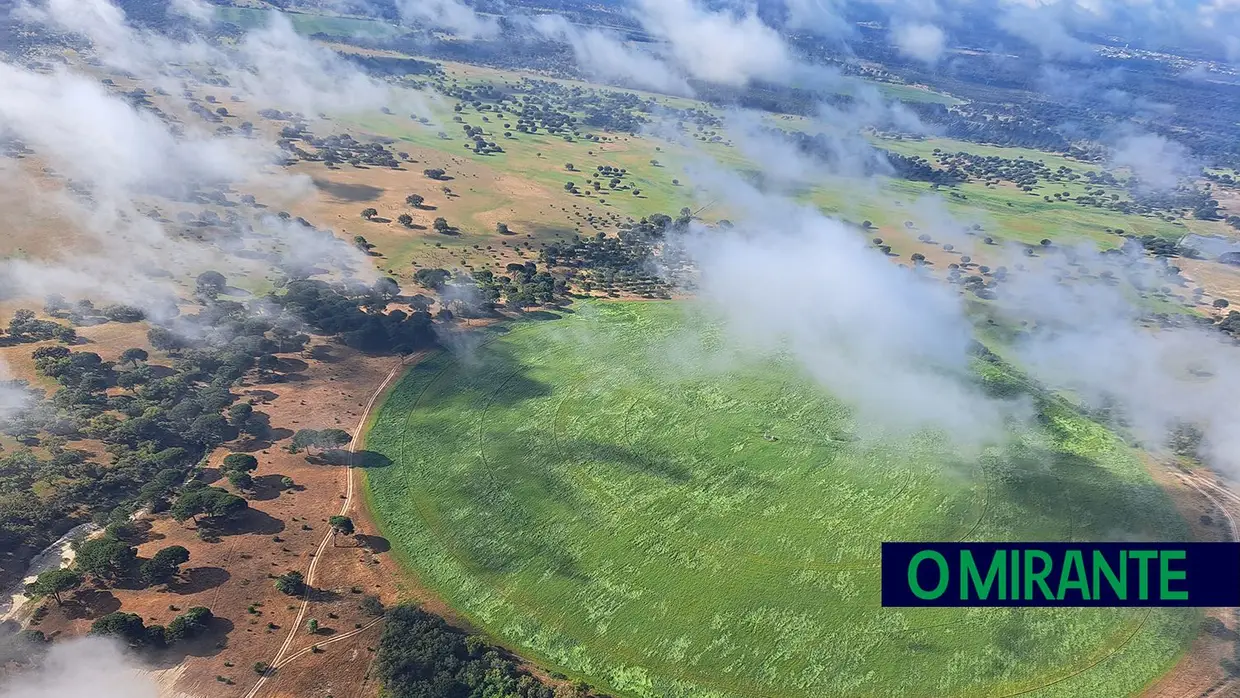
[[364, 301, 1198, 698]]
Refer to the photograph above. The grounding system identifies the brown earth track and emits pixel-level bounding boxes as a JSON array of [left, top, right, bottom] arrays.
[[1141, 463, 1240, 698], [19, 342, 405, 698]]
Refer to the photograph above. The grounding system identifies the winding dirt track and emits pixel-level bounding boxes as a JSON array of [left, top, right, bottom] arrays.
[[242, 355, 411, 698], [1177, 472, 1240, 541], [1166, 470, 1238, 698]]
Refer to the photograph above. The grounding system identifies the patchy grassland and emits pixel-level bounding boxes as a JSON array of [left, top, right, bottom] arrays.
[[215, 6, 401, 37], [364, 300, 1199, 698], [335, 64, 1229, 263]]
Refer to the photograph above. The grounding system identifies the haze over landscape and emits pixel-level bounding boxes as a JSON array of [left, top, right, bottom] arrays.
[[2, 1, 1240, 697]]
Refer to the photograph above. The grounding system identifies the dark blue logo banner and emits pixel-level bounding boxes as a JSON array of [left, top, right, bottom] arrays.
[[881, 542, 1240, 607]]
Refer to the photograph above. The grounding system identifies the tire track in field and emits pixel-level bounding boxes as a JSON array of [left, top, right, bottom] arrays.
[[1170, 471, 1238, 698], [243, 355, 412, 698], [376, 322, 1150, 698], [994, 468, 1236, 698]]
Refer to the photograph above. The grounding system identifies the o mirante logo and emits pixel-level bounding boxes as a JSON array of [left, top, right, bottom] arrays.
[[881, 542, 1240, 607]]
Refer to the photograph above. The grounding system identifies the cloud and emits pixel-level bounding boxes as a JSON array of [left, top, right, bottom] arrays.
[[673, 209, 1014, 443], [1109, 130, 1197, 190], [653, 152, 1017, 443], [168, 0, 214, 24], [779, 0, 854, 39], [631, 0, 797, 87], [722, 95, 927, 190], [0, 63, 268, 198], [991, 243, 1240, 472], [0, 357, 34, 423], [994, 3, 1093, 59], [648, 88, 1240, 479], [20, 0, 411, 117], [395, 0, 499, 39], [234, 12, 407, 116], [892, 22, 946, 63], [0, 638, 158, 698], [0, 0, 384, 321], [526, 14, 692, 95]]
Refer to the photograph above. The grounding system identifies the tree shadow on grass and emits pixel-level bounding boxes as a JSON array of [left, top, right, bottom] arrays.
[[170, 566, 230, 595], [307, 587, 341, 604], [149, 616, 234, 667], [355, 534, 390, 553], [312, 449, 393, 468], [520, 310, 561, 321], [213, 509, 285, 537], [276, 357, 309, 373], [404, 341, 553, 411], [307, 345, 339, 363], [312, 179, 383, 203], [247, 474, 289, 501], [61, 589, 120, 620], [559, 439, 691, 483], [989, 441, 1186, 541]]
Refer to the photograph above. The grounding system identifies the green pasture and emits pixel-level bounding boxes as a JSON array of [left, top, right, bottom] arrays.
[[363, 300, 1198, 698], [214, 6, 401, 36], [351, 94, 1218, 252], [348, 108, 697, 220]]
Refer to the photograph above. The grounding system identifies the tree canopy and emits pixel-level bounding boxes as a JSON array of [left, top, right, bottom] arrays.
[[275, 570, 305, 595], [25, 568, 82, 605], [141, 545, 190, 585]]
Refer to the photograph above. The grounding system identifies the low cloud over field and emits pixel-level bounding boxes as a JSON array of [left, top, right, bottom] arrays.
[[892, 22, 946, 63], [396, 0, 498, 39], [0, 0, 398, 313], [526, 14, 692, 95], [0, 638, 157, 698], [646, 92, 1240, 470], [677, 198, 1014, 442]]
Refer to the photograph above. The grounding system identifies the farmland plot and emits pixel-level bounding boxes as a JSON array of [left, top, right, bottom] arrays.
[[364, 301, 1198, 698]]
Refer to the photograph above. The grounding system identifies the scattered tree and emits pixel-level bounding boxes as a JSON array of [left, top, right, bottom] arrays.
[[275, 570, 305, 596], [171, 486, 248, 525], [141, 545, 190, 585], [289, 428, 351, 455], [25, 568, 82, 605], [227, 470, 254, 492], [329, 515, 355, 545], [222, 453, 258, 473], [75, 537, 136, 580], [414, 268, 451, 290], [120, 348, 149, 367], [227, 403, 254, 429], [90, 612, 149, 647], [165, 607, 213, 642]]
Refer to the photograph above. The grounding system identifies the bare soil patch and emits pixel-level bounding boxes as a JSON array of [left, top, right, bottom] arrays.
[[1141, 459, 1239, 697], [23, 342, 404, 697], [1178, 258, 1240, 307]]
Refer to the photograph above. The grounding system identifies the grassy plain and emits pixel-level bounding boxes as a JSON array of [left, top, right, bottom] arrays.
[[336, 61, 1232, 264], [364, 300, 1199, 698], [215, 6, 401, 37]]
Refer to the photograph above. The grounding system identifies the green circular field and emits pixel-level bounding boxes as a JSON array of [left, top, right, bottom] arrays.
[[364, 301, 1198, 698]]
